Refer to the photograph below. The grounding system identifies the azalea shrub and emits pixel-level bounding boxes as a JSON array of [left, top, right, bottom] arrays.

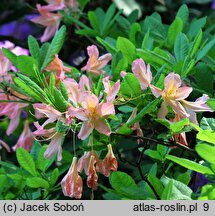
[[0, 0, 215, 200]]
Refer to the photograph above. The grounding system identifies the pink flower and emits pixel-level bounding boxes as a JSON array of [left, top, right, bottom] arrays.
[[181, 94, 213, 125], [46, 55, 71, 84], [12, 121, 34, 152], [132, 58, 152, 90], [87, 155, 98, 190], [63, 75, 91, 107], [33, 103, 64, 161], [97, 144, 118, 177], [31, 5, 62, 42], [61, 157, 83, 199], [0, 41, 28, 80], [151, 73, 213, 124], [78, 150, 99, 175], [103, 76, 120, 102], [81, 45, 112, 76], [120, 71, 127, 78], [0, 139, 10, 153], [151, 72, 193, 119], [0, 94, 28, 135], [69, 92, 115, 140], [40, 0, 65, 11]]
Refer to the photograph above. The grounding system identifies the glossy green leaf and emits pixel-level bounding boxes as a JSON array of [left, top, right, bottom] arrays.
[[166, 154, 214, 175], [16, 148, 37, 176], [26, 177, 49, 189]]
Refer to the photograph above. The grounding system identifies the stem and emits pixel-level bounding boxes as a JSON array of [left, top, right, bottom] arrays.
[[111, 133, 195, 152]]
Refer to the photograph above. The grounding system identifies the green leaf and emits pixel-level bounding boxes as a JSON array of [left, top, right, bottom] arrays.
[[176, 4, 189, 25], [116, 37, 136, 63], [42, 26, 66, 69], [168, 17, 183, 46], [189, 29, 202, 58], [207, 99, 215, 110], [56, 121, 69, 133], [96, 37, 117, 54], [198, 184, 215, 200], [53, 88, 68, 112], [176, 172, 191, 185], [147, 175, 164, 197], [118, 105, 134, 113], [166, 154, 214, 175], [36, 146, 51, 172], [169, 118, 190, 133], [39, 43, 50, 69], [161, 176, 193, 200], [78, 0, 89, 11], [111, 51, 128, 80], [13, 77, 41, 101], [200, 117, 215, 131], [26, 177, 49, 189], [197, 37, 215, 61], [174, 33, 189, 62], [120, 73, 142, 98], [2, 47, 17, 65], [16, 55, 38, 75], [129, 22, 141, 46], [16, 148, 37, 176], [28, 35, 40, 62], [14, 73, 47, 102], [187, 17, 207, 38], [110, 171, 136, 191], [102, 4, 116, 33], [196, 142, 215, 164], [88, 11, 100, 33], [144, 149, 162, 161], [60, 80, 68, 101], [161, 179, 173, 200], [50, 168, 59, 186], [136, 49, 172, 70], [197, 130, 215, 144]]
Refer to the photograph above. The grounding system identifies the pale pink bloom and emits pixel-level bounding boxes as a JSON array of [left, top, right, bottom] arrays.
[[31, 5, 62, 42], [40, 0, 65, 11], [120, 71, 127, 78], [33, 103, 62, 120], [181, 94, 213, 125], [171, 114, 188, 146], [33, 103, 64, 160], [78, 150, 99, 175], [87, 155, 98, 190], [127, 108, 143, 144], [69, 92, 115, 140], [132, 58, 152, 90], [46, 55, 71, 84], [0, 139, 10, 153], [97, 144, 118, 177], [81, 45, 112, 76], [63, 75, 91, 107], [102, 76, 120, 102], [151, 72, 193, 119], [12, 121, 34, 152], [61, 157, 83, 199], [0, 94, 28, 135], [0, 41, 28, 80]]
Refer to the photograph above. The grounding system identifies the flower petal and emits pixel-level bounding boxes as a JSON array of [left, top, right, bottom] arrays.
[[78, 121, 94, 140], [175, 87, 193, 100], [94, 118, 111, 136]]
